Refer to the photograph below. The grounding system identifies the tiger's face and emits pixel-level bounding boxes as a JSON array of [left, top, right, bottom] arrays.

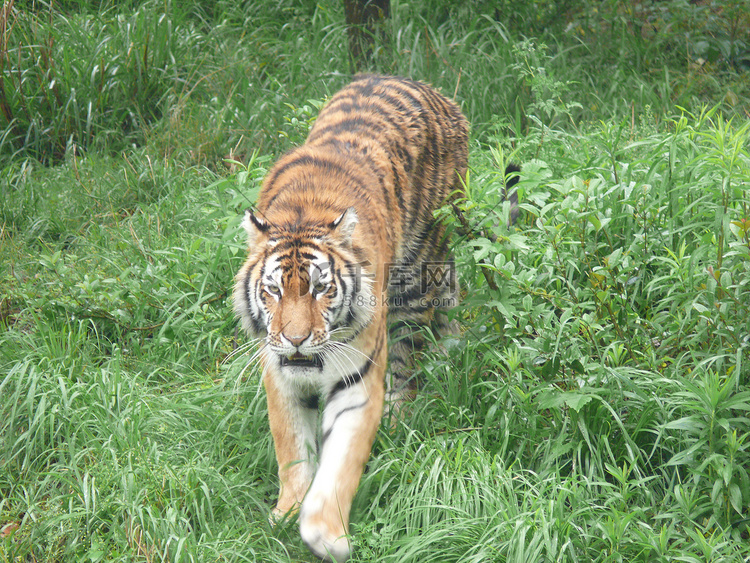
[[233, 207, 375, 378]]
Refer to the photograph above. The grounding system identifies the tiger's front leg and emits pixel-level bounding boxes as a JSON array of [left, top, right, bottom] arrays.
[[299, 339, 386, 562], [264, 367, 319, 519]]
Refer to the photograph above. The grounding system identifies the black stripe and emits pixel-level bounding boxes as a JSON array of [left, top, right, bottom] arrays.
[[249, 315, 264, 334], [242, 265, 252, 311], [271, 238, 328, 255], [309, 116, 388, 142], [270, 239, 299, 254], [327, 253, 337, 278], [376, 82, 424, 114], [394, 142, 414, 175], [337, 266, 348, 297], [390, 158, 407, 215], [321, 400, 368, 446], [360, 97, 413, 133], [300, 394, 319, 410], [266, 261, 283, 275], [299, 251, 318, 261], [318, 99, 358, 116], [373, 91, 413, 118], [349, 76, 376, 98], [265, 155, 354, 207], [327, 327, 384, 401], [248, 274, 265, 333], [351, 245, 369, 268], [326, 92, 359, 105], [327, 355, 373, 400], [352, 76, 431, 116], [422, 125, 443, 224], [318, 96, 411, 127]]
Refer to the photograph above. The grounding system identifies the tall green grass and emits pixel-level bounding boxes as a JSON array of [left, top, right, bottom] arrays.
[[1, 0, 749, 561]]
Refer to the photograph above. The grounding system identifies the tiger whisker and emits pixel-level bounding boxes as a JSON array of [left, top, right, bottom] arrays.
[[326, 342, 372, 393], [320, 348, 360, 396], [328, 327, 357, 341], [322, 341, 369, 399], [237, 341, 268, 384], [326, 339, 378, 367], [319, 345, 349, 384], [319, 348, 345, 384], [222, 338, 261, 365], [323, 342, 362, 374], [247, 340, 270, 366]]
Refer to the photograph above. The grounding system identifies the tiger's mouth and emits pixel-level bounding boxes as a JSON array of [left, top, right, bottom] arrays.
[[280, 353, 323, 369]]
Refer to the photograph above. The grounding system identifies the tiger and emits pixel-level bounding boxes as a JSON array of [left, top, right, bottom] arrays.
[[233, 74, 468, 562]]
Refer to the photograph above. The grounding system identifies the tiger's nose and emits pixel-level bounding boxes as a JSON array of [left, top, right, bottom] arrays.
[[284, 332, 310, 347]]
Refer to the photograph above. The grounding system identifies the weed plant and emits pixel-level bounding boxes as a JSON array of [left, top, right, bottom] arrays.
[[2, 0, 750, 561]]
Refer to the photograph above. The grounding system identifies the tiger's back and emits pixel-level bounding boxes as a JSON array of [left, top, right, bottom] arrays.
[[233, 75, 467, 561]]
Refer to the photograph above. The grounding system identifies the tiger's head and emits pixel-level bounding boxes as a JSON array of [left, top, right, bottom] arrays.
[[233, 207, 375, 376]]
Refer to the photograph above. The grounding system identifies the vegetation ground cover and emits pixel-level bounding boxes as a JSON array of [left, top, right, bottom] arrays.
[[1, 0, 749, 561]]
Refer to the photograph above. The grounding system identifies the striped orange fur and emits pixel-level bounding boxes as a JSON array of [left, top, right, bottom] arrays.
[[233, 74, 467, 561]]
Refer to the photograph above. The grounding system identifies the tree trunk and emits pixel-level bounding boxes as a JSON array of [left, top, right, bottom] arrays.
[[343, 0, 390, 73]]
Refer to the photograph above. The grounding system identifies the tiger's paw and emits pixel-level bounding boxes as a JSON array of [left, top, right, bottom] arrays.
[[269, 502, 300, 527], [299, 510, 350, 562]]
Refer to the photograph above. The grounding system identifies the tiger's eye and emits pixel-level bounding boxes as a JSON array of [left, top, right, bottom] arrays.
[[265, 284, 281, 296], [312, 280, 329, 294]]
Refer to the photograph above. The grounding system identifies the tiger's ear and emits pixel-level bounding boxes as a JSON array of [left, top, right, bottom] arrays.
[[241, 209, 268, 245], [330, 207, 358, 244]]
